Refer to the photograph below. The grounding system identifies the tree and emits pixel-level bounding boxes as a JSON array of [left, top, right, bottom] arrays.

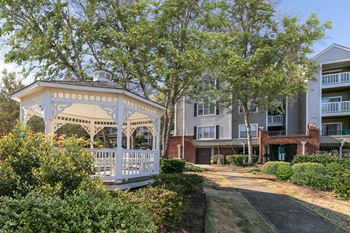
[[0, 70, 24, 136], [209, 0, 331, 164]]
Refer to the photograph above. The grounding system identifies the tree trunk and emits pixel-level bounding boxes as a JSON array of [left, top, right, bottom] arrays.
[[161, 102, 175, 157], [243, 111, 253, 165]]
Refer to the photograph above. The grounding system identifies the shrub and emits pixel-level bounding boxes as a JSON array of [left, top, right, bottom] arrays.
[[290, 163, 333, 190], [333, 170, 350, 199], [292, 155, 350, 167], [155, 173, 203, 195], [226, 155, 244, 166], [261, 161, 290, 175], [0, 163, 18, 196], [210, 154, 224, 164], [160, 159, 185, 174], [0, 125, 96, 197], [114, 186, 185, 228], [292, 163, 327, 175], [326, 162, 345, 177], [276, 163, 293, 180], [0, 192, 157, 233], [184, 163, 206, 172]]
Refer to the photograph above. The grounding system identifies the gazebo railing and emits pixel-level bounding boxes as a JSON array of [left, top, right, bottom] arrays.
[[88, 148, 159, 181]]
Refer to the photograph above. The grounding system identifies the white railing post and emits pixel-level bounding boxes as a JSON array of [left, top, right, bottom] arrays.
[[115, 96, 125, 181]]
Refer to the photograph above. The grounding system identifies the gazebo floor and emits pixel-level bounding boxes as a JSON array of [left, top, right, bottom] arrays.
[[104, 176, 155, 191]]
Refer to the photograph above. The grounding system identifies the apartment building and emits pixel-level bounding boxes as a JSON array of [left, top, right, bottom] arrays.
[[169, 43, 350, 164]]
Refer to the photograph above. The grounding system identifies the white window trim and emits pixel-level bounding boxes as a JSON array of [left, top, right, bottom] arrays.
[[322, 122, 342, 130], [197, 125, 216, 140], [322, 96, 342, 103], [238, 105, 259, 114], [238, 123, 258, 139], [197, 102, 217, 116]]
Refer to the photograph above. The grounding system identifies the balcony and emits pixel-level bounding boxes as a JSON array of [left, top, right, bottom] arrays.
[[322, 72, 350, 88], [322, 101, 350, 116], [268, 114, 284, 126]]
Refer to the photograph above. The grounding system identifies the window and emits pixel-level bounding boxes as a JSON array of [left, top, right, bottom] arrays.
[[198, 103, 216, 116], [239, 124, 258, 139], [198, 126, 216, 139], [322, 123, 342, 136], [238, 103, 258, 114]]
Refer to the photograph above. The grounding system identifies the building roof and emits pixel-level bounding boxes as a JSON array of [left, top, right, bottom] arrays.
[[11, 80, 166, 110], [312, 43, 350, 61]]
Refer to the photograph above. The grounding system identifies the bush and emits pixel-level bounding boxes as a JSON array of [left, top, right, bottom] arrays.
[[184, 163, 206, 172], [276, 163, 293, 180], [114, 186, 185, 228], [0, 163, 18, 196], [326, 162, 345, 177], [333, 170, 350, 199], [155, 173, 203, 195], [292, 155, 350, 167], [261, 161, 290, 175], [290, 163, 333, 190], [0, 125, 96, 197], [0, 191, 157, 233], [226, 155, 244, 166], [210, 154, 224, 164], [160, 159, 186, 174], [292, 163, 327, 175]]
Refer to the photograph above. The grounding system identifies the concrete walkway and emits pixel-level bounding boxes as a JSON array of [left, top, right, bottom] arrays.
[[201, 165, 345, 233]]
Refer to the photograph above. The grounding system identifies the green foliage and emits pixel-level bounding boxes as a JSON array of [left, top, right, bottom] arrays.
[[209, 0, 331, 164], [0, 124, 97, 197], [261, 161, 290, 175], [275, 163, 293, 181], [0, 191, 157, 233], [326, 162, 346, 177], [155, 173, 203, 195], [210, 154, 224, 164], [0, 163, 18, 196], [184, 163, 206, 172], [333, 170, 350, 199], [160, 159, 186, 174], [292, 155, 350, 167], [114, 186, 185, 229], [226, 154, 258, 166], [292, 163, 327, 175], [290, 163, 333, 190], [0, 70, 24, 137]]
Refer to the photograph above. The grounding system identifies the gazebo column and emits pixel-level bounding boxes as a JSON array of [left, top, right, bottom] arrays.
[[126, 122, 131, 149], [43, 91, 54, 134], [154, 117, 161, 173], [89, 121, 95, 148], [115, 97, 125, 181]]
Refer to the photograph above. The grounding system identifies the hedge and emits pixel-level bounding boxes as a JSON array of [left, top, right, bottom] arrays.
[[160, 159, 186, 174], [275, 163, 293, 181], [0, 192, 157, 233], [261, 161, 290, 175], [333, 169, 350, 199], [290, 163, 333, 190], [292, 155, 350, 167], [226, 154, 258, 166], [155, 173, 203, 195]]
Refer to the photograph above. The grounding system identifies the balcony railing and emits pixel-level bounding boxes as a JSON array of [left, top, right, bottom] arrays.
[[268, 130, 306, 136], [322, 101, 350, 114], [321, 129, 350, 136], [322, 72, 350, 86], [268, 114, 284, 126]]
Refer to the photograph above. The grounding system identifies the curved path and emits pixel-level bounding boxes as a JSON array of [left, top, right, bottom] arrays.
[[201, 165, 345, 233]]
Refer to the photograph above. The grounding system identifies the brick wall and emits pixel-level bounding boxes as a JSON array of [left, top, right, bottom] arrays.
[[168, 136, 196, 163], [259, 124, 320, 163]]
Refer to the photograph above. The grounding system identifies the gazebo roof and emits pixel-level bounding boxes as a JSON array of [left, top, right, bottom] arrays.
[[12, 80, 165, 111]]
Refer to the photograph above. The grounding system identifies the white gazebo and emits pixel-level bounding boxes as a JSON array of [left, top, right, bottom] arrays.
[[11, 73, 165, 188]]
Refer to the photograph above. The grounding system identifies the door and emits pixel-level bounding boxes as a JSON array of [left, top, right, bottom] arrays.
[[196, 148, 212, 164], [323, 123, 342, 135]]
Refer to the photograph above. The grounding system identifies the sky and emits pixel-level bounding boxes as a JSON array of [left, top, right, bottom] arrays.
[[1, 0, 350, 83], [278, 0, 350, 55]]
